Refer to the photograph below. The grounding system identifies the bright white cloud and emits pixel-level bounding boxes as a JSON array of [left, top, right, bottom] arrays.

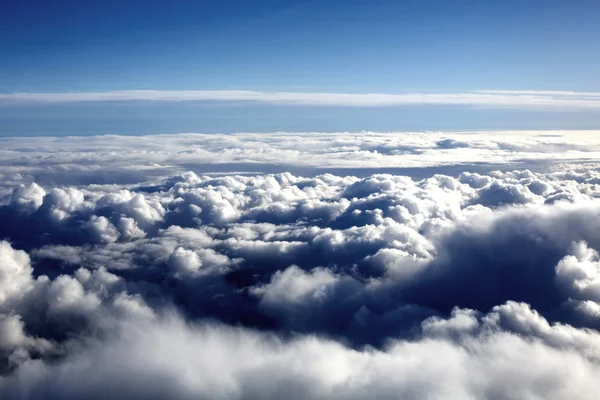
[[2, 130, 600, 199]]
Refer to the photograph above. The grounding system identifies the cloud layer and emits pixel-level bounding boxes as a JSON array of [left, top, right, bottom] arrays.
[[1, 131, 600, 398], [2, 130, 600, 198], [2, 89, 600, 109]]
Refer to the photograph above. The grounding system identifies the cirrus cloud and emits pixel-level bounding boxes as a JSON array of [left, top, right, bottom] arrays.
[[2, 89, 600, 109]]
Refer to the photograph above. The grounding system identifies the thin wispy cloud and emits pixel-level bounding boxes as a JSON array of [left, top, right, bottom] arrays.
[[2, 90, 600, 109], [476, 90, 600, 97]]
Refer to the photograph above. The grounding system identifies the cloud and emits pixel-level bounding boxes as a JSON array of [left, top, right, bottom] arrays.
[[555, 241, 600, 303], [2, 89, 600, 109], [477, 90, 600, 97], [2, 131, 600, 197], [1, 308, 600, 400], [1, 131, 600, 397], [0, 241, 35, 306]]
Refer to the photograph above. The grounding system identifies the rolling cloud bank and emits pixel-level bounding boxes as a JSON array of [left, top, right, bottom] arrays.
[[2, 131, 600, 399]]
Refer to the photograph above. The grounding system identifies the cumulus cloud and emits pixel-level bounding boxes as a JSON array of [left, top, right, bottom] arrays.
[[555, 241, 600, 303], [1, 131, 600, 398], [1, 309, 600, 400]]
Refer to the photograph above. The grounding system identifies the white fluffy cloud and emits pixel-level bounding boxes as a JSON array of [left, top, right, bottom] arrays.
[[1, 308, 600, 400], [0, 242, 34, 306], [556, 241, 600, 302], [1, 131, 600, 398]]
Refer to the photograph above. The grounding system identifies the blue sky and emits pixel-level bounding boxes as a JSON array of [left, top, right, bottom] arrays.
[[2, 0, 600, 135]]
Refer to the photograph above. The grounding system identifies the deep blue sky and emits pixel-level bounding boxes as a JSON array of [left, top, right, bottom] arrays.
[[2, 0, 600, 135]]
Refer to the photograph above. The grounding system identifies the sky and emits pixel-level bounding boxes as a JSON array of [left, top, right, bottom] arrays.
[[1, 0, 600, 135]]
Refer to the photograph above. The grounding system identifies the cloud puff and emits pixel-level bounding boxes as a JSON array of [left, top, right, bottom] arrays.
[[555, 241, 600, 303], [0, 241, 35, 306], [1, 131, 600, 397]]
